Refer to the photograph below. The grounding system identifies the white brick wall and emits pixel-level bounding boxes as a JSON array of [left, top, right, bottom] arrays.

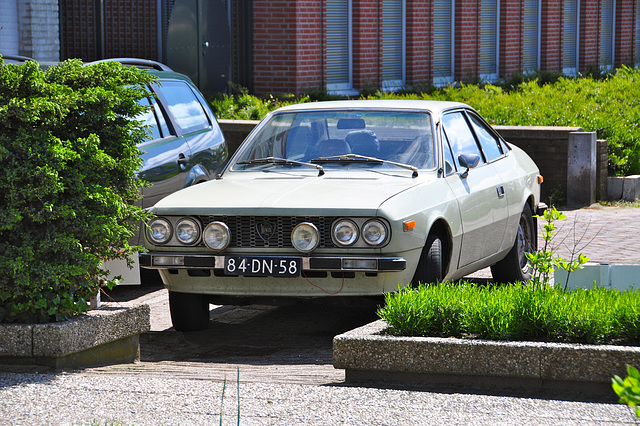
[[18, 0, 60, 61]]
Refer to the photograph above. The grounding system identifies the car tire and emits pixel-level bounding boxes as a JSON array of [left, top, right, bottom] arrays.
[[413, 233, 444, 285], [490, 206, 535, 283], [168, 291, 210, 332]]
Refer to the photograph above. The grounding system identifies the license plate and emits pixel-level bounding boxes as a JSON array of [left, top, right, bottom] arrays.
[[224, 256, 301, 277]]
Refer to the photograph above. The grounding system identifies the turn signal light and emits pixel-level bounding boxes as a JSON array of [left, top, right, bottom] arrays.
[[403, 220, 416, 231]]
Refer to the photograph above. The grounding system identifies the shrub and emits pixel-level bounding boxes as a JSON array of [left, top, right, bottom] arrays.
[[613, 365, 640, 418], [0, 59, 153, 323], [378, 283, 640, 345]]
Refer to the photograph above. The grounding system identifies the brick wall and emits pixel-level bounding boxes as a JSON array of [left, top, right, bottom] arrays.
[[295, 1, 323, 93], [352, 0, 380, 89], [500, 0, 523, 76], [455, 0, 479, 80], [615, 0, 637, 66], [18, 0, 60, 61], [540, 0, 563, 72], [580, 0, 600, 69], [252, 1, 297, 94], [248, 0, 639, 95], [406, 0, 431, 84]]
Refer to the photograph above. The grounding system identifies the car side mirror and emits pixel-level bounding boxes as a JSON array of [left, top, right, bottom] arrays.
[[458, 153, 480, 178]]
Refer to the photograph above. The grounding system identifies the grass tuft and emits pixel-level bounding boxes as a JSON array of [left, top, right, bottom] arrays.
[[378, 282, 640, 345]]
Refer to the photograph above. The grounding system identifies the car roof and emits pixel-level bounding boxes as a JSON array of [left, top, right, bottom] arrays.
[[272, 99, 472, 115]]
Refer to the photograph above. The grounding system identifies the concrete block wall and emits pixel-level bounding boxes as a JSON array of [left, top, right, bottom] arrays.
[[18, 0, 60, 61], [596, 140, 608, 201], [494, 126, 578, 203]]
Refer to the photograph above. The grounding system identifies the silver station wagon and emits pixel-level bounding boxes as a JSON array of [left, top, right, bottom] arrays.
[[140, 100, 545, 331]]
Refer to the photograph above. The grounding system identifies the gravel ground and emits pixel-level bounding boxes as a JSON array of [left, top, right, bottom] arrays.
[[0, 372, 636, 425]]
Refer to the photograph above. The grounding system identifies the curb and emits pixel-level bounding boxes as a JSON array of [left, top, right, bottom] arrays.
[[333, 320, 640, 401], [0, 304, 150, 369]]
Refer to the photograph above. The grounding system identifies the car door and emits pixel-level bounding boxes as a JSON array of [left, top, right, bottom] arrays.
[[441, 110, 509, 267]]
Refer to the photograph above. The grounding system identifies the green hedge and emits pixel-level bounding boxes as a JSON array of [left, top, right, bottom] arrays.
[[211, 67, 640, 175], [0, 59, 153, 323]]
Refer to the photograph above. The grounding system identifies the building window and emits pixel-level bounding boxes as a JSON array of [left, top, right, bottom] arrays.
[[433, 0, 454, 85], [600, 0, 615, 70], [563, 0, 580, 76], [523, 0, 540, 72], [382, 0, 405, 91], [326, 0, 353, 93], [479, 0, 499, 82]]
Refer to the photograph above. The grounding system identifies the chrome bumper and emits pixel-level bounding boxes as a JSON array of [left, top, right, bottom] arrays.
[[139, 253, 406, 273]]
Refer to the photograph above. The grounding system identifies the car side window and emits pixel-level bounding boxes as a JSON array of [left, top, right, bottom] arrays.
[[442, 134, 457, 176], [467, 112, 503, 161], [137, 97, 162, 141], [441, 111, 485, 169], [160, 81, 211, 134], [138, 95, 171, 142]]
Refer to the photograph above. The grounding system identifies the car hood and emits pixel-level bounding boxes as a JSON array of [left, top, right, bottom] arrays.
[[151, 170, 435, 216]]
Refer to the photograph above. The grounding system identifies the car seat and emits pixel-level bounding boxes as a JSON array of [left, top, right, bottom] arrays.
[[345, 130, 380, 157]]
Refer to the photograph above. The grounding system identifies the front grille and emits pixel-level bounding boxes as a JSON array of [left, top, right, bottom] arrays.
[[198, 215, 337, 249]]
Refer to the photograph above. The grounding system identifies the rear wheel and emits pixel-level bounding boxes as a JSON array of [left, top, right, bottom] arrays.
[[168, 291, 210, 332], [490, 206, 535, 283], [412, 233, 444, 285]]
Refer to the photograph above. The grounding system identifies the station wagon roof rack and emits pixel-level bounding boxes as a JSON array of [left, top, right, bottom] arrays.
[[89, 58, 174, 72], [0, 54, 36, 62]]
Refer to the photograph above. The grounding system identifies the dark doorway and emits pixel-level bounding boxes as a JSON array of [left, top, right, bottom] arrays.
[[166, 0, 231, 95]]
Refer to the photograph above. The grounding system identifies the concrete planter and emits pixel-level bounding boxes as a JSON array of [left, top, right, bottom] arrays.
[[333, 320, 640, 401], [0, 304, 150, 369]]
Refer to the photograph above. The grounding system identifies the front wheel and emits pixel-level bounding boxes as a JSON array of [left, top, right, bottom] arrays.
[[168, 291, 210, 332], [490, 206, 535, 283], [412, 233, 444, 285]]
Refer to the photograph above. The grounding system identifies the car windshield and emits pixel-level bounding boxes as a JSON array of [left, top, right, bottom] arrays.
[[232, 109, 435, 172]]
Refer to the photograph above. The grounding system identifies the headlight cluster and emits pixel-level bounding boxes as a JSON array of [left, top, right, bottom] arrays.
[[147, 217, 203, 247], [148, 216, 390, 252], [332, 218, 389, 247]]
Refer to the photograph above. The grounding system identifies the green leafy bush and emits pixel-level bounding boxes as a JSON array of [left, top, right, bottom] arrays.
[[613, 365, 640, 417], [378, 283, 640, 345], [0, 59, 153, 323]]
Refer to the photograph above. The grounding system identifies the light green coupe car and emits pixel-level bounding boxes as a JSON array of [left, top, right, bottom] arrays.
[[140, 100, 545, 331]]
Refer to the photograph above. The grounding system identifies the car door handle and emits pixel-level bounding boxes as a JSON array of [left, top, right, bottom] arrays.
[[496, 185, 505, 198], [177, 154, 191, 165]]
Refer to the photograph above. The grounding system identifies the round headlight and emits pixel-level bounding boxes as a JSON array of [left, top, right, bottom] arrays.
[[175, 218, 201, 245], [333, 220, 359, 246], [203, 221, 231, 251], [148, 218, 172, 245], [362, 220, 388, 246], [291, 222, 319, 253]]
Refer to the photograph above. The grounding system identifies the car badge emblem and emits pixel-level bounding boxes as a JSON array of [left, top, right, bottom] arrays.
[[256, 221, 276, 242]]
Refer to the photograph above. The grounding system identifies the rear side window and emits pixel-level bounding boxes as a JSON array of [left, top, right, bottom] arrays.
[[160, 81, 211, 134], [137, 96, 170, 141], [468, 113, 503, 161], [442, 111, 485, 169]]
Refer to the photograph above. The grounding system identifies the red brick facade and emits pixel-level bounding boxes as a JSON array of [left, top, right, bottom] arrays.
[[250, 0, 640, 95], [57, 0, 640, 95]]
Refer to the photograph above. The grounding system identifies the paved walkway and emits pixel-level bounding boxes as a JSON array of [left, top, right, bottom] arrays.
[[0, 205, 639, 425], [548, 205, 640, 264]]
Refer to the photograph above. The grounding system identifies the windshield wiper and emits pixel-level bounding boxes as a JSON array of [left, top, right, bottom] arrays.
[[311, 154, 418, 177], [237, 157, 324, 176]]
